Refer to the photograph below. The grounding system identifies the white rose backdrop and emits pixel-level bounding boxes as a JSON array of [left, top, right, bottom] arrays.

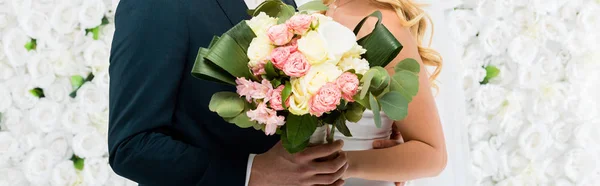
[[0, 0, 598, 185]]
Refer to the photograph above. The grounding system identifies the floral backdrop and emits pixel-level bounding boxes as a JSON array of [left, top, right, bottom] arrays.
[[0, 0, 598, 185]]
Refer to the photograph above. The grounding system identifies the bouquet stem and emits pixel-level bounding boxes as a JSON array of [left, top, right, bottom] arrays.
[[309, 125, 335, 145]]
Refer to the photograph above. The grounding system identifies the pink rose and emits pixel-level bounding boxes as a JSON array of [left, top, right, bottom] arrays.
[[335, 72, 360, 102], [286, 14, 313, 35], [283, 52, 311, 77], [269, 85, 286, 111], [309, 83, 342, 117], [269, 47, 292, 70], [236, 78, 273, 102], [250, 61, 267, 77], [267, 24, 293, 46], [287, 38, 299, 52], [247, 102, 285, 135]]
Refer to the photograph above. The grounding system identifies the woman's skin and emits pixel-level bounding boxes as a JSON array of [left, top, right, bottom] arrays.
[[326, 0, 448, 182]]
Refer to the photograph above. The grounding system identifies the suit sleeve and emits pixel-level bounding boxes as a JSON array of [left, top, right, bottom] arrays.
[[108, 0, 248, 185]]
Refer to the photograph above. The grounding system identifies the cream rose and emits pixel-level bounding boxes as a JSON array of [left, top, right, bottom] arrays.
[[297, 31, 328, 64], [299, 63, 343, 95], [247, 36, 274, 67], [288, 78, 311, 115], [337, 57, 370, 75], [246, 12, 277, 36]]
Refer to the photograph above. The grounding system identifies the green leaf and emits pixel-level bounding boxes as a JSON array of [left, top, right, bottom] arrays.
[[353, 93, 371, 110], [481, 65, 500, 84], [85, 73, 95, 82], [265, 61, 278, 79], [394, 58, 420, 74], [389, 71, 419, 102], [251, 0, 283, 17], [286, 114, 318, 148], [369, 67, 390, 95], [334, 114, 352, 137], [70, 155, 84, 171], [205, 36, 254, 80], [101, 16, 109, 25], [297, 0, 329, 12], [270, 78, 282, 87], [191, 41, 236, 85], [92, 27, 100, 40], [71, 75, 85, 90], [379, 91, 409, 121], [281, 129, 309, 154], [358, 69, 376, 99], [29, 88, 44, 98], [277, 4, 296, 24], [281, 81, 292, 109], [225, 112, 257, 128], [209, 92, 246, 118], [369, 93, 382, 128], [24, 38, 37, 51], [354, 11, 403, 67], [344, 102, 365, 123]]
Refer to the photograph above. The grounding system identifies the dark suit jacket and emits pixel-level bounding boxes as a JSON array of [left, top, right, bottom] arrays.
[[108, 0, 296, 185]]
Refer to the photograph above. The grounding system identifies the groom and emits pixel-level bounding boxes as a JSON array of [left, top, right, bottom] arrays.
[[108, 0, 354, 185]]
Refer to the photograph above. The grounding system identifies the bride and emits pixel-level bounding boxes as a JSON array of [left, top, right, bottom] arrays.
[[315, 0, 469, 185]]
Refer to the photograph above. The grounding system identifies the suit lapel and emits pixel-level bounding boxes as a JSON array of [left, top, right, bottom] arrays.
[[216, 0, 298, 25]]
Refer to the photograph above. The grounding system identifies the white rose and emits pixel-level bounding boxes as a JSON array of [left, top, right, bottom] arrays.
[[72, 127, 107, 158], [476, 0, 512, 20], [31, 0, 58, 13], [29, 99, 63, 133], [18, 131, 45, 153], [50, 3, 78, 34], [46, 77, 72, 103], [317, 21, 356, 60], [554, 179, 575, 186], [6, 76, 39, 110], [78, 83, 109, 114], [84, 40, 110, 74], [539, 17, 568, 42], [93, 69, 110, 90], [18, 10, 52, 40], [507, 36, 538, 66], [468, 121, 491, 144], [0, 62, 15, 80], [79, 0, 106, 28], [550, 122, 573, 150], [50, 49, 79, 76], [462, 67, 485, 98], [566, 31, 590, 56], [247, 36, 274, 67], [62, 105, 91, 134], [89, 109, 109, 137], [45, 132, 73, 160], [478, 21, 512, 55], [298, 31, 328, 64], [82, 158, 110, 186], [2, 28, 31, 67], [573, 123, 600, 148], [496, 177, 524, 186], [559, 0, 583, 21], [0, 168, 28, 186], [106, 171, 136, 186], [342, 44, 366, 59], [51, 161, 79, 186], [488, 64, 518, 87], [510, 8, 537, 30], [0, 132, 20, 160], [471, 141, 499, 177], [472, 84, 507, 114], [517, 61, 544, 90], [530, 0, 564, 13], [246, 12, 277, 36], [27, 53, 57, 87], [577, 3, 600, 32], [564, 148, 597, 182], [447, 9, 479, 44], [518, 124, 550, 160], [0, 108, 24, 134], [299, 63, 342, 95], [0, 83, 12, 112], [0, 12, 18, 30], [102, 22, 115, 45], [337, 57, 369, 75], [503, 150, 529, 176], [23, 148, 61, 185]]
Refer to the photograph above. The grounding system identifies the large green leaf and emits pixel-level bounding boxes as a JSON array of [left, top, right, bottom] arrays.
[[281, 129, 309, 153], [278, 4, 296, 24], [394, 58, 420, 74], [389, 71, 419, 101], [205, 36, 253, 79], [286, 114, 318, 148], [191, 47, 236, 85], [369, 93, 382, 128], [334, 114, 352, 137], [297, 0, 329, 12], [265, 61, 278, 79], [354, 11, 403, 67], [250, 0, 282, 17], [344, 102, 365, 123], [379, 91, 409, 121], [225, 112, 257, 128], [209, 92, 246, 118], [281, 81, 292, 109]]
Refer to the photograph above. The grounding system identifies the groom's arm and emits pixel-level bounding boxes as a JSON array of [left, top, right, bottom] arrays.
[[108, 0, 248, 185]]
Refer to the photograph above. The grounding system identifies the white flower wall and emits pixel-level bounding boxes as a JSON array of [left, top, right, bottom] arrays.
[[0, 0, 599, 185], [449, 0, 600, 185]]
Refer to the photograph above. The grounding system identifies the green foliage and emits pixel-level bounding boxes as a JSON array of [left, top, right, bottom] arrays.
[[281, 129, 309, 154], [334, 114, 352, 137], [70, 155, 85, 171], [24, 38, 36, 51], [379, 91, 409, 120], [394, 58, 420, 74], [354, 11, 403, 67], [481, 65, 500, 84], [265, 61, 278, 79], [225, 111, 257, 128], [209, 92, 246, 118], [281, 81, 292, 109], [29, 88, 44, 98], [297, 0, 329, 12], [69, 73, 95, 98], [284, 114, 318, 152], [369, 67, 390, 96], [369, 93, 382, 128], [344, 102, 365, 122], [390, 71, 419, 102], [249, 0, 297, 24]]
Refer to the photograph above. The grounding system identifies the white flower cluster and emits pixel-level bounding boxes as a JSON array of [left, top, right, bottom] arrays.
[[0, 0, 135, 185], [450, 0, 600, 185]]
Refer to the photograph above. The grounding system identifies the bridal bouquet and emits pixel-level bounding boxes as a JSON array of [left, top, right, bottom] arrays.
[[192, 0, 420, 153]]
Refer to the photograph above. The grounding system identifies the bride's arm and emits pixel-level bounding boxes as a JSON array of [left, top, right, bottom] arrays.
[[345, 9, 447, 182]]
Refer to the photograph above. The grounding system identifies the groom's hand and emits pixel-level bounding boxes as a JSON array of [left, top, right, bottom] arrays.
[[249, 140, 348, 186]]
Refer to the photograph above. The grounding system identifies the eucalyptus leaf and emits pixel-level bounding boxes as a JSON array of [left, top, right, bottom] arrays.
[[277, 4, 296, 24], [209, 92, 246, 118], [369, 67, 390, 95], [281, 81, 292, 109], [359, 69, 376, 99], [286, 114, 318, 147], [379, 91, 409, 121], [225, 112, 257, 128], [297, 0, 329, 12], [334, 114, 352, 137], [394, 58, 420, 74], [369, 93, 382, 128], [344, 102, 365, 123], [389, 71, 419, 101], [353, 93, 371, 110]]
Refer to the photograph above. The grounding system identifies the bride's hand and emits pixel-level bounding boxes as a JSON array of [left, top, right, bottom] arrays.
[[372, 124, 406, 186]]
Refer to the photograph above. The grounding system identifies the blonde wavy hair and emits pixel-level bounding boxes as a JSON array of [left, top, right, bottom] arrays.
[[324, 0, 443, 84]]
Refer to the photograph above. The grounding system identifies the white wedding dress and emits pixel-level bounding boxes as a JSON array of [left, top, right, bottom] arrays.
[[334, 0, 470, 185]]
